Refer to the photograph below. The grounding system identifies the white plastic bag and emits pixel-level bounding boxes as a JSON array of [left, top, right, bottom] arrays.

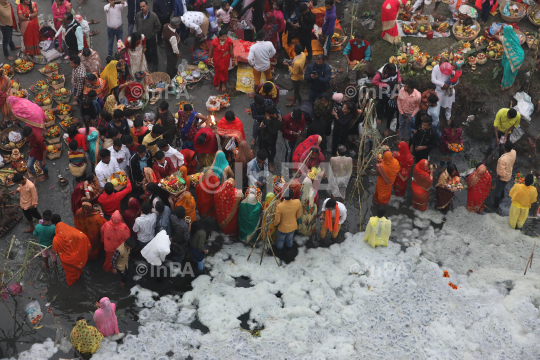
[[141, 230, 171, 266], [513, 92, 533, 122], [25, 300, 43, 323], [389, 117, 398, 132], [509, 126, 524, 143], [225, 138, 236, 151]]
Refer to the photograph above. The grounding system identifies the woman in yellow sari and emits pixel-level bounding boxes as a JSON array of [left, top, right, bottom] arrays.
[[0, 72, 13, 121], [364, 207, 392, 248], [71, 317, 103, 357]]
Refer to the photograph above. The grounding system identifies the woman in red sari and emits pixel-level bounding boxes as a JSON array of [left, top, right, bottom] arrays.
[[466, 164, 492, 213], [17, 0, 40, 56], [263, 12, 279, 50], [209, 29, 235, 92], [122, 197, 141, 238], [180, 149, 198, 175], [393, 141, 413, 197], [292, 135, 322, 172], [196, 168, 220, 219], [53, 220, 91, 286], [194, 127, 218, 168], [411, 159, 434, 211], [101, 210, 130, 272], [374, 151, 401, 206], [436, 164, 459, 213], [74, 202, 107, 261], [381, 0, 407, 45], [215, 178, 243, 236]]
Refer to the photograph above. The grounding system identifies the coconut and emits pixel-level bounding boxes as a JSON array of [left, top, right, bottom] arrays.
[[14, 59, 22, 65]]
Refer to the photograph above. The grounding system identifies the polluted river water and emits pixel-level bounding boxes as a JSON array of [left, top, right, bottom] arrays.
[[1, 125, 540, 359]]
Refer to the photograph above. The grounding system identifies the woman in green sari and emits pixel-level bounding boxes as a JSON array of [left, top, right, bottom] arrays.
[[496, 26, 525, 90], [239, 189, 262, 243]]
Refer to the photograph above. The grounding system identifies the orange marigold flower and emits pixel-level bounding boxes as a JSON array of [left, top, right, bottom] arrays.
[[443, 271, 449, 278], [448, 282, 457, 290]]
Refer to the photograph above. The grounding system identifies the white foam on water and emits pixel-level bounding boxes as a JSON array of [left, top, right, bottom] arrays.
[[8, 207, 540, 359]]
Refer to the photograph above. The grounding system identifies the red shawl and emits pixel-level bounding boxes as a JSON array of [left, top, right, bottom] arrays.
[[466, 165, 492, 213], [216, 117, 246, 142], [194, 127, 218, 154], [393, 142, 414, 197], [215, 178, 241, 236], [180, 149, 198, 175]]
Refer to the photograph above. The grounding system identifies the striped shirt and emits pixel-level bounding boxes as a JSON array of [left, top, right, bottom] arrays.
[[68, 150, 86, 167], [132, 213, 157, 243]]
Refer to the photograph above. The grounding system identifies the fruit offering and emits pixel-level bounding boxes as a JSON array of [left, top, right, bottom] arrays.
[[15, 159, 27, 172], [1, 130, 25, 150], [403, 23, 418, 34], [413, 14, 430, 22], [246, 186, 261, 199], [418, 25, 432, 33], [14, 60, 33, 73], [34, 80, 48, 91], [515, 173, 525, 184], [474, 35, 487, 48], [13, 89, 27, 98], [45, 126, 60, 139], [160, 172, 186, 194], [273, 176, 285, 188], [331, 32, 344, 44], [46, 144, 59, 153], [57, 104, 71, 115], [10, 79, 18, 89], [50, 73, 63, 81], [45, 111, 55, 122], [307, 167, 322, 180], [487, 41, 504, 59], [198, 61, 209, 71], [2, 64, 11, 73], [447, 176, 465, 190], [437, 22, 449, 32], [44, 63, 58, 73], [107, 170, 128, 187], [53, 88, 70, 102], [449, 143, 463, 152], [61, 116, 74, 128], [455, 24, 478, 37], [35, 91, 52, 106], [376, 145, 391, 162]]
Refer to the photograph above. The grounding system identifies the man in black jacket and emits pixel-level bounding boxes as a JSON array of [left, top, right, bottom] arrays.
[[153, 0, 173, 47], [410, 116, 439, 161], [259, 105, 283, 173], [155, 101, 176, 146], [126, 0, 141, 35], [299, 3, 316, 60], [129, 145, 153, 199], [305, 55, 332, 103]]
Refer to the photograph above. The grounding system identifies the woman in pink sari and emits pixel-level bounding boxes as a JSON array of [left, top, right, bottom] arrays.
[[381, 0, 408, 45], [17, 0, 40, 56], [7, 96, 45, 137], [101, 210, 130, 272], [52, 0, 71, 50], [93, 297, 120, 337]]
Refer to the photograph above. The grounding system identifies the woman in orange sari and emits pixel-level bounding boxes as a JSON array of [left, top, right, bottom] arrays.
[[173, 190, 197, 221], [381, 0, 407, 45], [83, 73, 109, 99], [466, 163, 492, 213], [52, 220, 91, 286], [392, 141, 413, 197], [74, 202, 107, 261], [195, 168, 220, 218], [17, 0, 40, 56], [0, 74, 13, 121], [215, 178, 243, 236], [373, 151, 400, 206], [411, 159, 434, 211]]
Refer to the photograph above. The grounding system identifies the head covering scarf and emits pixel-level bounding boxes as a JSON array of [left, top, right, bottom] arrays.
[[123, 197, 141, 233], [180, 149, 197, 175], [382, 151, 401, 178], [93, 297, 119, 337], [299, 146, 325, 171], [53, 222, 92, 285], [74, 203, 107, 261], [100, 61, 119, 97], [293, 135, 322, 171], [103, 94, 117, 115], [259, 81, 278, 99], [70, 319, 103, 354], [374, 151, 401, 205], [394, 141, 413, 168], [101, 210, 130, 252], [7, 96, 46, 129], [466, 164, 492, 213], [212, 151, 229, 185], [194, 127, 219, 154]]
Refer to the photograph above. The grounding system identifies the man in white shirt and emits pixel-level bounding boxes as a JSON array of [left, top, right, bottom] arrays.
[[319, 198, 347, 240], [95, 149, 121, 187], [108, 138, 131, 172], [247, 30, 276, 86], [179, 5, 209, 48], [133, 202, 157, 248], [157, 139, 184, 168], [104, 0, 126, 56]]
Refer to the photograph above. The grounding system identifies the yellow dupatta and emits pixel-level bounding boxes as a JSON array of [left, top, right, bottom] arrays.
[[100, 60, 118, 96]]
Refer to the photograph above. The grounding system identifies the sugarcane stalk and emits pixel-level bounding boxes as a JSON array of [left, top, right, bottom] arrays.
[[524, 242, 536, 275], [0, 169, 15, 174]]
